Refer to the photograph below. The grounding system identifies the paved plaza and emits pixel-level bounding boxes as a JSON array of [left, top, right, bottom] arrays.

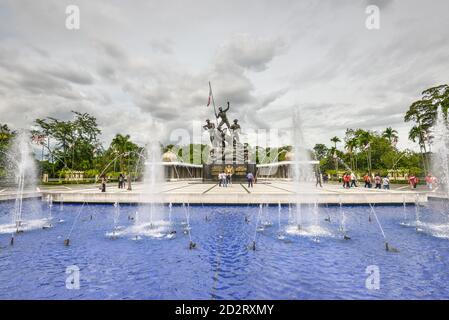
[[30, 180, 435, 204]]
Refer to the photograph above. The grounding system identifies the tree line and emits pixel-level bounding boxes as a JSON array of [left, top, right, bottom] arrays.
[[0, 84, 447, 181]]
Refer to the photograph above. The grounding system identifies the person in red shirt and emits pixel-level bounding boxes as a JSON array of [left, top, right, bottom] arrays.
[[343, 173, 351, 189], [409, 174, 418, 189], [363, 173, 372, 188]]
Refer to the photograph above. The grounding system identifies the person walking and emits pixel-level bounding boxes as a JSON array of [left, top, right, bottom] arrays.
[[350, 172, 358, 188], [218, 172, 223, 187], [343, 173, 351, 189], [101, 175, 107, 192], [315, 169, 322, 188], [363, 173, 372, 188], [247, 172, 254, 188], [374, 173, 381, 189], [382, 176, 390, 190]]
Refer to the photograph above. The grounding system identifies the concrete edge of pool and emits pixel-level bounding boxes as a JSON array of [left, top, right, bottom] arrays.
[[20, 191, 431, 205]]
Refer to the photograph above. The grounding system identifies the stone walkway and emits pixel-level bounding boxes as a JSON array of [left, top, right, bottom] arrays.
[[31, 180, 432, 204]]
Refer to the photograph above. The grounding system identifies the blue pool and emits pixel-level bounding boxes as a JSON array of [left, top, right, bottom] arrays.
[[1, 200, 449, 299]]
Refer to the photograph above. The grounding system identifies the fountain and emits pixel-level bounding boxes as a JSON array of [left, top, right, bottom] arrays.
[[0, 132, 46, 242], [432, 106, 449, 197], [286, 108, 329, 239], [277, 202, 285, 240], [249, 204, 263, 251], [107, 137, 173, 240]]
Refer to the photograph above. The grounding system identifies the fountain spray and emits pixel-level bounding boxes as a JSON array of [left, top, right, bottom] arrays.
[[369, 203, 398, 252], [65, 202, 85, 246], [250, 204, 263, 250]]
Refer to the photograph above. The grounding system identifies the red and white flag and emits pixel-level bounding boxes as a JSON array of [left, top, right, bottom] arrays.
[[32, 134, 46, 145], [207, 84, 212, 107]]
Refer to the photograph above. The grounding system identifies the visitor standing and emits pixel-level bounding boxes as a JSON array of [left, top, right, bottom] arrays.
[[101, 175, 107, 192], [350, 172, 358, 188], [425, 174, 433, 190], [118, 173, 124, 189], [226, 171, 231, 186], [315, 170, 322, 188], [223, 172, 228, 187], [409, 174, 418, 189], [322, 173, 329, 184], [382, 176, 390, 190], [218, 172, 223, 187], [374, 174, 381, 189], [247, 172, 254, 188]]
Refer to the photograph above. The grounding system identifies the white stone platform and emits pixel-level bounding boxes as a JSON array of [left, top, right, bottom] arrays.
[[34, 181, 429, 205]]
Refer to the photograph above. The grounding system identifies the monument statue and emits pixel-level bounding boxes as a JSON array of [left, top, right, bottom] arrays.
[[201, 86, 256, 180], [215, 101, 231, 131], [202, 119, 215, 144], [230, 119, 241, 143]]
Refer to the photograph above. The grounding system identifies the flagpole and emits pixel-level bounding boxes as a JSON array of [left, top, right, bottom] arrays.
[[209, 81, 218, 127]]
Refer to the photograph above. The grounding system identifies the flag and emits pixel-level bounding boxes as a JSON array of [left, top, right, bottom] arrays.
[[207, 84, 212, 107], [32, 134, 46, 145], [363, 142, 371, 150]]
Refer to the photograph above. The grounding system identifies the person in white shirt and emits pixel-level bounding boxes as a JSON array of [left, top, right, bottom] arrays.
[[382, 176, 390, 190], [350, 172, 358, 188]]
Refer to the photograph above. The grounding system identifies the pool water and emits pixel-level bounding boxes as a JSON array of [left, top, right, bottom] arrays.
[[1, 200, 449, 299]]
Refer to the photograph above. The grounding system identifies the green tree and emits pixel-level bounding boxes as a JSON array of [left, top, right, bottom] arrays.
[[109, 134, 140, 172], [34, 111, 101, 172], [382, 127, 399, 144], [313, 144, 328, 161], [405, 84, 449, 171]]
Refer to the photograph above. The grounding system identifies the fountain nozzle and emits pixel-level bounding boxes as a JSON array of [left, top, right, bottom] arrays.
[[10, 236, 14, 246], [250, 240, 256, 251], [189, 241, 197, 250], [64, 239, 70, 246]]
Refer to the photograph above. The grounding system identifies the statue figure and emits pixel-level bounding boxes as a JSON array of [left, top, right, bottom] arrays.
[[230, 119, 241, 143], [203, 119, 215, 144], [216, 101, 231, 131]]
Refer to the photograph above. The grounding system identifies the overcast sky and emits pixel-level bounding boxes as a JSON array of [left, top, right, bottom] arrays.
[[0, 0, 448, 150]]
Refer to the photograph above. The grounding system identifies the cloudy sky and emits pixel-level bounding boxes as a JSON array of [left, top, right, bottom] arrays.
[[0, 0, 448, 150]]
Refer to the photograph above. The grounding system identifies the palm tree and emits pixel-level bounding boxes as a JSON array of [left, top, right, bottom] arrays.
[[330, 136, 340, 149], [345, 138, 358, 171], [382, 127, 399, 144], [409, 125, 429, 172], [355, 130, 372, 173], [330, 136, 341, 171], [110, 134, 135, 172]]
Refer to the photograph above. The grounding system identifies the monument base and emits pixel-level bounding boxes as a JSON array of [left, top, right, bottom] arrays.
[[202, 163, 256, 182]]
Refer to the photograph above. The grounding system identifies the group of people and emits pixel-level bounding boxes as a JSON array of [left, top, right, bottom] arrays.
[[341, 172, 359, 188], [99, 173, 130, 192], [118, 173, 127, 189], [217, 170, 256, 188], [218, 172, 232, 187], [339, 172, 391, 189], [362, 173, 390, 189]]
